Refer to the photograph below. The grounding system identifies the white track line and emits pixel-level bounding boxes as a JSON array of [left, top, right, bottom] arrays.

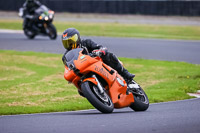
[[0, 29, 23, 33]]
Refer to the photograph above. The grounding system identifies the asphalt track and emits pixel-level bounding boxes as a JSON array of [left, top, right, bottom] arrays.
[[0, 31, 200, 133], [0, 98, 200, 133], [0, 32, 200, 64]]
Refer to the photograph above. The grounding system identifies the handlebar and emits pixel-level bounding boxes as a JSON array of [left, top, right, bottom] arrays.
[[89, 53, 98, 57], [81, 47, 100, 57]]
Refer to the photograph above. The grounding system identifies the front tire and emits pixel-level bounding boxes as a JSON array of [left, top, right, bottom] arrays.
[[81, 81, 114, 113], [47, 23, 57, 40], [129, 87, 149, 111]]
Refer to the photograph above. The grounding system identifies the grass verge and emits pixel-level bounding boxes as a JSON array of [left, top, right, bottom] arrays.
[[0, 19, 200, 40], [0, 50, 200, 115]]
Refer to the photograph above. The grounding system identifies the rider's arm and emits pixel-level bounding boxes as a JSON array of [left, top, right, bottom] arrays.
[[81, 39, 103, 51], [22, 2, 28, 16], [35, 0, 42, 7], [82, 39, 107, 56]]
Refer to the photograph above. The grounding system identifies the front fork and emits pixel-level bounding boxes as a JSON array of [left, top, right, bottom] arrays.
[[92, 75, 105, 94], [44, 23, 50, 34]]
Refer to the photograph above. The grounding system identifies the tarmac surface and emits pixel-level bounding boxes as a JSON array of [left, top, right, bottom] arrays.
[[0, 31, 200, 64], [0, 98, 200, 133]]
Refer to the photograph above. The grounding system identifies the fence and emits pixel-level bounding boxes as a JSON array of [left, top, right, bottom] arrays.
[[0, 0, 200, 16]]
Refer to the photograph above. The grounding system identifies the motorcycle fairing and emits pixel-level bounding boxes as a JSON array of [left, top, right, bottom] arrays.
[[64, 48, 135, 108], [83, 77, 98, 86], [108, 74, 134, 108]]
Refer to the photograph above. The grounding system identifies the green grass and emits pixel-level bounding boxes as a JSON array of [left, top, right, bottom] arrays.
[[0, 19, 200, 40], [0, 50, 200, 115]]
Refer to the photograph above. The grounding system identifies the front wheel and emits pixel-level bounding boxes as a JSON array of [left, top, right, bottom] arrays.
[[47, 23, 57, 40], [129, 87, 149, 111], [81, 81, 114, 113]]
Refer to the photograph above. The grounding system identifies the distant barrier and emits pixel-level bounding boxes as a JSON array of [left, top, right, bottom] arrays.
[[0, 0, 200, 16]]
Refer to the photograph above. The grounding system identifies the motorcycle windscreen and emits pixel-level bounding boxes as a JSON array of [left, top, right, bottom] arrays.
[[63, 48, 82, 68], [35, 5, 48, 14]]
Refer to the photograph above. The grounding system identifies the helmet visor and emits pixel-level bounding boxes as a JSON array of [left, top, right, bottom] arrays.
[[62, 34, 78, 50]]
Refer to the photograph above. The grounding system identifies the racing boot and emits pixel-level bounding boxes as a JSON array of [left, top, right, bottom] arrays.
[[121, 69, 141, 94], [120, 68, 135, 83]]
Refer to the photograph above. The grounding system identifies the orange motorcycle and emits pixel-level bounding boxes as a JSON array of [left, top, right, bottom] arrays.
[[63, 48, 149, 113]]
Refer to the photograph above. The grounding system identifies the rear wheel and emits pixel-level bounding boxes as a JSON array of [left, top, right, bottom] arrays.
[[24, 28, 36, 39], [129, 87, 149, 111], [81, 81, 114, 113]]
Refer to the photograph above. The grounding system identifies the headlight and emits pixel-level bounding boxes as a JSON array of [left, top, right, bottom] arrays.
[[39, 16, 43, 20], [45, 17, 48, 21]]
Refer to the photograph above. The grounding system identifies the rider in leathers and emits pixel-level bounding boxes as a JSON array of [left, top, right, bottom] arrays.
[[62, 28, 135, 83], [21, 0, 41, 29]]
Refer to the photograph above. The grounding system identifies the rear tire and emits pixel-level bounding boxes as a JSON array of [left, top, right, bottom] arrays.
[[24, 28, 36, 39], [129, 87, 149, 111], [81, 81, 114, 113]]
